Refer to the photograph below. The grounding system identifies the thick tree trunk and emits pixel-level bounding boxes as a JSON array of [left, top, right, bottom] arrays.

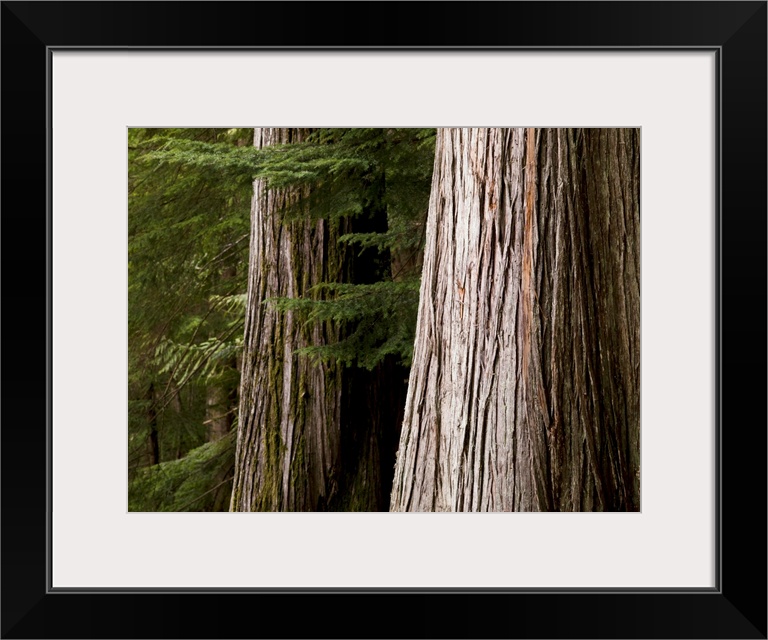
[[230, 128, 345, 511], [231, 128, 401, 511], [390, 128, 640, 512]]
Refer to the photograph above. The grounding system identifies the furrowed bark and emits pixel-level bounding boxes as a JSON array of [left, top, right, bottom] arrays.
[[390, 128, 640, 512], [231, 128, 403, 511], [230, 128, 344, 511]]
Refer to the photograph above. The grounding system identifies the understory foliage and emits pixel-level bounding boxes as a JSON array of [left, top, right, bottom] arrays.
[[129, 128, 435, 511], [146, 127, 435, 367], [128, 433, 236, 512], [129, 128, 253, 509]]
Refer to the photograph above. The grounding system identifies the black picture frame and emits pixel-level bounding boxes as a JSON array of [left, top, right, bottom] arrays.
[[2, 2, 765, 638]]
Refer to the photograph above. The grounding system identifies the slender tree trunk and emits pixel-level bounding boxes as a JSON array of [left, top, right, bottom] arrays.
[[390, 128, 640, 512], [206, 265, 238, 443], [146, 383, 160, 466], [168, 379, 184, 459], [205, 384, 232, 442]]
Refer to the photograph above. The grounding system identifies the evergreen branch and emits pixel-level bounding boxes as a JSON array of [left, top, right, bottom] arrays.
[[152, 280, 245, 410], [155, 321, 242, 414]]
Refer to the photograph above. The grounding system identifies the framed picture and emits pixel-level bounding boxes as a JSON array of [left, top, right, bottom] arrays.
[[3, 2, 765, 637]]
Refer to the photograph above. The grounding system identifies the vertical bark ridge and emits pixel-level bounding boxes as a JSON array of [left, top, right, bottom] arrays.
[[391, 128, 640, 512]]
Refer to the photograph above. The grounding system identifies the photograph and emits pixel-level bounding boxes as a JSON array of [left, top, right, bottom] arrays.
[[128, 127, 640, 512], [4, 0, 761, 633]]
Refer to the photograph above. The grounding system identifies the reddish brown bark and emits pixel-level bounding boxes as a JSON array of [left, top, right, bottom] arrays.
[[390, 128, 640, 511]]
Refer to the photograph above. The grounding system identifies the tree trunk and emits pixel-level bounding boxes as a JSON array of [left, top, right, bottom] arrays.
[[390, 128, 640, 512], [230, 128, 345, 511], [146, 382, 160, 466], [205, 383, 232, 442], [206, 265, 238, 443]]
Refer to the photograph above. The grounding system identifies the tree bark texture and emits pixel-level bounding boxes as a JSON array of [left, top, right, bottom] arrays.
[[390, 128, 640, 512], [230, 128, 345, 511], [230, 128, 400, 511], [205, 383, 233, 442]]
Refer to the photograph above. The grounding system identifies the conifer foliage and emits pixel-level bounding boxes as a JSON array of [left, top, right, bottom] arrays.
[[129, 128, 253, 511]]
